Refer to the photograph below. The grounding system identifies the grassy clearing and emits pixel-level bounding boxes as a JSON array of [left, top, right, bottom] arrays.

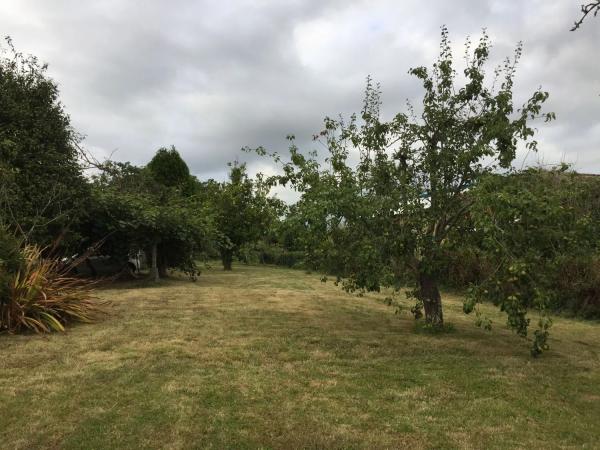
[[1, 264, 599, 449]]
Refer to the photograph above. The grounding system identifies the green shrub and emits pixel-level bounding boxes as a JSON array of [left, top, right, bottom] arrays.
[[551, 255, 600, 318], [442, 246, 492, 289], [258, 245, 305, 268], [0, 226, 23, 303]]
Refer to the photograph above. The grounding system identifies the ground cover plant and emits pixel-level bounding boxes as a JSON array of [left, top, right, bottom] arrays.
[[1, 265, 598, 449], [0, 245, 105, 333]]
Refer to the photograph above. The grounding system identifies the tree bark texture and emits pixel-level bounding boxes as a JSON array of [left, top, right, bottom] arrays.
[[418, 271, 444, 326], [221, 249, 233, 271], [151, 242, 159, 281]]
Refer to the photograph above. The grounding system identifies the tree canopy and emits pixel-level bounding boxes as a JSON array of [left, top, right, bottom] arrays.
[[254, 27, 554, 354], [146, 146, 192, 190], [86, 154, 212, 280], [0, 37, 88, 250], [207, 162, 279, 270]]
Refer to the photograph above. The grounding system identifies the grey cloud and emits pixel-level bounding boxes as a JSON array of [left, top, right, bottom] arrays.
[[1, 0, 598, 188]]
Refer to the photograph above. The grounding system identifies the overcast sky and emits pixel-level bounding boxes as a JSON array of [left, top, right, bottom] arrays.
[[1, 1, 599, 200]]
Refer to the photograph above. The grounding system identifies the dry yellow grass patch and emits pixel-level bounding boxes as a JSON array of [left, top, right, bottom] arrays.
[[0, 264, 599, 449]]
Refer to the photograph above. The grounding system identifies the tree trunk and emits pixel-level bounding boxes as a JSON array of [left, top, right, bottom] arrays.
[[158, 261, 168, 278], [156, 245, 169, 278], [151, 242, 159, 281], [221, 249, 233, 271], [418, 271, 443, 326]]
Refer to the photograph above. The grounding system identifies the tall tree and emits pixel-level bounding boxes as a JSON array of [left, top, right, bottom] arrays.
[[146, 146, 191, 189], [86, 159, 211, 281], [211, 163, 273, 270], [256, 28, 553, 353], [0, 37, 89, 249], [145, 146, 204, 277]]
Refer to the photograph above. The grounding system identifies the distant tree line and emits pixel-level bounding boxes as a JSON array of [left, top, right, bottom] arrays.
[[0, 37, 279, 281]]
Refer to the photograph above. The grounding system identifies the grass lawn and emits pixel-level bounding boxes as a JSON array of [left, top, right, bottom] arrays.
[[1, 264, 599, 449]]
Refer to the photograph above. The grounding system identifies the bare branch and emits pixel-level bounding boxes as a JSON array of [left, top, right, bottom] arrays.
[[73, 139, 116, 171], [571, 1, 600, 30]]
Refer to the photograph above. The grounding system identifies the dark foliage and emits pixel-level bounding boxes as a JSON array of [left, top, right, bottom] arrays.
[[0, 37, 89, 250]]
